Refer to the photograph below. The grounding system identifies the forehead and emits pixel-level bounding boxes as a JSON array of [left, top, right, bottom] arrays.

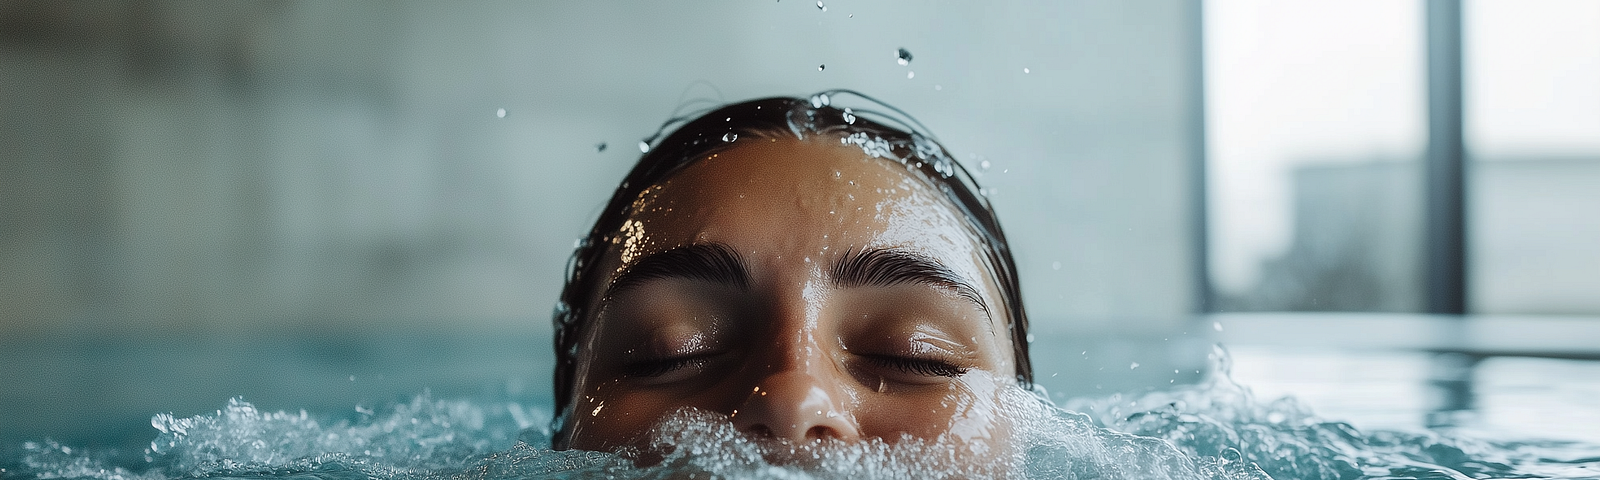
[[614, 138, 983, 273]]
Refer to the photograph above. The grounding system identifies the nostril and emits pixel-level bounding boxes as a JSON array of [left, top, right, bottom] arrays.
[[806, 425, 837, 440]]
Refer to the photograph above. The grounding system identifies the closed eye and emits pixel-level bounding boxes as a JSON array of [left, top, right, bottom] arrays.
[[621, 355, 713, 378], [863, 355, 970, 378]]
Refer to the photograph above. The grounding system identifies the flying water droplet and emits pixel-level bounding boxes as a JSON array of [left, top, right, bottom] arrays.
[[907, 71, 915, 79], [818, 64, 825, 71], [816, 0, 826, 11], [979, 159, 992, 172], [1023, 67, 1031, 74], [638, 141, 651, 153], [896, 48, 913, 66], [1130, 362, 1141, 370], [495, 108, 506, 118], [595, 142, 607, 153], [1051, 261, 1062, 270], [722, 132, 738, 142], [842, 107, 856, 124], [1213, 321, 1224, 332]]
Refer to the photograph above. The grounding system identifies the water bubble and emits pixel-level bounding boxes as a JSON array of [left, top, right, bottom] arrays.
[[816, 0, 825, 11], [896, 47, 913, 66], [595, 142, 607, 153], [722, 132, 738, 142], [842, 107, 856, 124], [495, 108, 506, 118], [638, 141, 651, 153], [809, 93, 830, 108], [906, 71, 915, 79], [818, 64, 825, 71]]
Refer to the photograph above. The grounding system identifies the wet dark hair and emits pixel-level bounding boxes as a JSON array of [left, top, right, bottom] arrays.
[[551, 91, 1031, 433]]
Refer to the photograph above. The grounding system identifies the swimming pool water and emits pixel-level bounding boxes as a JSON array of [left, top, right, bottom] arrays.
[[3, 315, 1600, 480], [5, 339, 1597, 480]]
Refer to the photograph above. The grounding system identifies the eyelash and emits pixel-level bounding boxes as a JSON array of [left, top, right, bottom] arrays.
[[866, 355, 970, 378], [621, 356, 708, 378]]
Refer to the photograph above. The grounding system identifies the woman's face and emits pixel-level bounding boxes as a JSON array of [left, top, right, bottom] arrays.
[[563, 137, 1016, 453]]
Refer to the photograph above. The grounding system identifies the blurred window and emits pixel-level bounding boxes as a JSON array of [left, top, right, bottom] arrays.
[[1204, 0, 1428, 312], [1465, 0, 1600, 314]]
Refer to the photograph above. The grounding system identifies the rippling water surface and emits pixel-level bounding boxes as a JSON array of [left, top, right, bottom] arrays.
[[6, 349, 1597, 480]]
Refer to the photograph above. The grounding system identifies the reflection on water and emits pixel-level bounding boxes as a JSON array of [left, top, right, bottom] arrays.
[[5, 346, 1598, 480], [1426, 352, 1481, 429]]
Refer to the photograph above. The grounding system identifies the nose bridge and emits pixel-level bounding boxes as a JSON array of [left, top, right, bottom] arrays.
[[728, 273, 858, 441], [731, 370, 861, 442]]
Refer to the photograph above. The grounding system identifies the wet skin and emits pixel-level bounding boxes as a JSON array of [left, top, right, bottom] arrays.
[[563, 137, 1016, 452]]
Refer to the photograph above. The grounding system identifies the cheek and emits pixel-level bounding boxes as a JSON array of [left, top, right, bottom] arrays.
[[853, 373, 1009, 444], [566, 381, 682, 451]]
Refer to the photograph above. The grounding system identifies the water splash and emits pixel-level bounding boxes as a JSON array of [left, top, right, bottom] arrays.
[[897, 48, 913, 66], [9, 350, 1599, 479]]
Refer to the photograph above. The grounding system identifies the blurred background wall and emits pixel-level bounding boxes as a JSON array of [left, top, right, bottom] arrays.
[[0, 0, 1204, 338]]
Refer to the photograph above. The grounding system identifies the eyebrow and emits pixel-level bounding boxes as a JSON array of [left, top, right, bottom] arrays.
[[605, 243, 751, 298], [830, 247, 991, 319]]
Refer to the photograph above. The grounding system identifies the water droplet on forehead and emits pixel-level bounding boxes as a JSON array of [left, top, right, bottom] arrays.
[[638, 141, 651, 153], [842, 107, 856, 124], [896, 48, 913, 66], [721, 132, 738, 142]]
